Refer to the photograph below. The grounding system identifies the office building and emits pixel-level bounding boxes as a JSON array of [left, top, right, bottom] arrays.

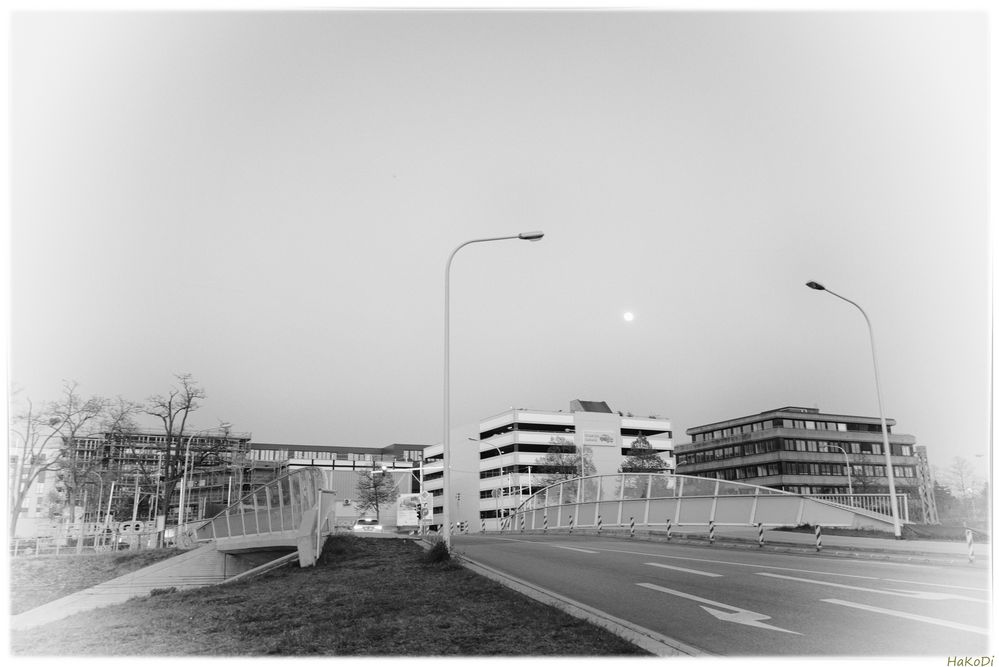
[[675, 406, 935, 522], [421, 400, 674, 531]]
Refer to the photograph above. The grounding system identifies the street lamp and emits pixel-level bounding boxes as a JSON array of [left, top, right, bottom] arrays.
[[178, 423, 232, 535], [468, 437, 512, 529], [819, 444, 853, 498], [443, 231, 544, 548], [806, 280, 902, 538]]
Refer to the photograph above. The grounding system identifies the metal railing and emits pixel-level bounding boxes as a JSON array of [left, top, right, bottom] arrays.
[[194, 468, 324, 543], [805, 493, 910, 523], [502, 473, 898, 533]]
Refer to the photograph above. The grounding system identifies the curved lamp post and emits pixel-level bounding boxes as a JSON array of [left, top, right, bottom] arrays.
[[469, 437, 513, 529], [179, 423, 232, 534], [819, 443, 853, 498], [443, 232, 544, 548], [806, 281, 901, 538]]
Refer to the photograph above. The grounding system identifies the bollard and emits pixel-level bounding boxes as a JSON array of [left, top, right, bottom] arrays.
[[629, 517, 635, 538], [966, 528, 975, 564], [568, 515, 574, 534], [543, 513, 549, 533], [520, 514, 525, 533], [815, 524, 822, 552], [757, 522, 765, 548], [666, 518, 672, 541], [708, 520, 715, 544], [597, 515, 603, 534], [482, 519, 486, 532]]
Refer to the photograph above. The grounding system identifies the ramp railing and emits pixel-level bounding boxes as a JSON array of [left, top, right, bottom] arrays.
[[505, 473, 898, 534], [192, 468, 333, 565]]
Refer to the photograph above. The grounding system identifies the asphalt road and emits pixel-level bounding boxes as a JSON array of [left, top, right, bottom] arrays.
[[451, 533, 992, 657]]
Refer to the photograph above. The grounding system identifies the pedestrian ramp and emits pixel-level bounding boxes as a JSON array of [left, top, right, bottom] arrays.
[[10, 468, 332, 632], [9, 543, 293, 631]]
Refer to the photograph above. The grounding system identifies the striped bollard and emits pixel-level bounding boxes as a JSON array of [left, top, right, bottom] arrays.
[[815, 524, 822, 552], [543, 513, 549, 533], [708, 520, 715, 544], [757, 523, 765, 548], [481, 519, 486, 533], [666, 518, 672, 541], [520, 514, 525, 533], [629, 517, 635, 538], [966, 529, 975, 564], [568, 515, 574, 534], [597, 515, 603, 534], [450, 522, 454, 536]]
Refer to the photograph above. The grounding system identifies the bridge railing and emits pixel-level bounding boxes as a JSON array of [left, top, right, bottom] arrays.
[[504, 473, 897, 533], [805, 493, 909, 523], [194, 468, 325, 543]]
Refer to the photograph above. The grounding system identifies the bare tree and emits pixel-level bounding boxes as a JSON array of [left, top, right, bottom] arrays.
[[618, 434, 669, 473], [8, 399, 64, 538], [535, 436, 595, 487], [143, 374, 206, 522], [50, 381, 111, 526], [355, 469, 399, 520], [943, 457, 985, 522]]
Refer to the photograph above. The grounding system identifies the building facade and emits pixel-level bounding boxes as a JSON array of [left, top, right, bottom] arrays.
[[675, 406, 934, 522], [66, 427, 253, 526], [419, 400, 674, 531]]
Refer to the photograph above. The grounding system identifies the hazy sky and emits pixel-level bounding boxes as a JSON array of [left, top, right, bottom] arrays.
[[8, 10, 991, 481]]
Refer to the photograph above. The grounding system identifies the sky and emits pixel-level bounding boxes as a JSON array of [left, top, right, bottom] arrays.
[[6, 8, 993, 485]]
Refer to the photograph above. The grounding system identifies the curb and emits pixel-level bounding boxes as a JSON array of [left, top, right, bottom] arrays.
[[455, 552, 707, 657]]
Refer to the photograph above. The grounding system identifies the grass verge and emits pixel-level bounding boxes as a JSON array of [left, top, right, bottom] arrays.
[[9, 548, 183, 614], [9, 536, 650, 656]]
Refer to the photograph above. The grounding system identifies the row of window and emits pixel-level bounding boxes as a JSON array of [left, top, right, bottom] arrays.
[[479, 422, 672, 441], [676, 439, 914, 466], [703, 463, 916, 482], [692, 418, 893, 443]]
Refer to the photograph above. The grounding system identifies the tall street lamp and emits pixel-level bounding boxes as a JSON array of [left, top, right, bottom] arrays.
[[469, 437, 512, 529], [806, 281, 902, 538], [443, 231, 544, 548], [819, 443, 853, 498], [179, 423, 232, 535]]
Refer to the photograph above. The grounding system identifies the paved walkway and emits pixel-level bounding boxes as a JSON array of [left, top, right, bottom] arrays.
[[9, 544, 233, 632]]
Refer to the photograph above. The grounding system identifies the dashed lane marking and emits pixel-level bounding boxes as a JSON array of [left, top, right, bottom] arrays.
[[821, 599, 990, 635]]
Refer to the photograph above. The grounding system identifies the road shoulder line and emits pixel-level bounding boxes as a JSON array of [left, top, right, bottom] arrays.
[[456, 552, 707, 657]]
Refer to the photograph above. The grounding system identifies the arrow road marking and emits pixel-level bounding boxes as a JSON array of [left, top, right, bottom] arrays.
[[636, 583, 800, 634], [644, 562, 723, 577], [757, 572, 986, 602], [822, 599, 990, 635]]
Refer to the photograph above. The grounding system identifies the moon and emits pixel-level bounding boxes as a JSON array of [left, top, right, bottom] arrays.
[[623, 312, 635, 322]]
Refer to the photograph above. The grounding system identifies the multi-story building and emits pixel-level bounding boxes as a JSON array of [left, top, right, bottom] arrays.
[[9, 448, 61, 539], [65, 427, 253, 526], [675, 406, 934, 522], [421, 400, 675, 531]]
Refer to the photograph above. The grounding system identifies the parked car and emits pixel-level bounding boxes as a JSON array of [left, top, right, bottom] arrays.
[[352, 518, 383, 533]]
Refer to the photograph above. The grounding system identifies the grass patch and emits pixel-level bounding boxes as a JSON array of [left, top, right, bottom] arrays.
[[10, 535, 649, 656], [9, 548, 183, 614]]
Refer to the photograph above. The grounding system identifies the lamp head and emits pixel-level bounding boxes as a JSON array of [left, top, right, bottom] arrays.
[[806, 281, 826, 291], [518, 231, 545, 241]]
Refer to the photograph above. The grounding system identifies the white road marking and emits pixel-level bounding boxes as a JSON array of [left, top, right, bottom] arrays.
[[644, 562, 723, 577], [822, 599, 990, 635], [636, 583, 800, 634], [552, 545, 599, 554], [756, 572, 986, 602]]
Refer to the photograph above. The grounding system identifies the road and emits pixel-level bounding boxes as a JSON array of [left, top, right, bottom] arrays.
[[451, 533, 991, 656]]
